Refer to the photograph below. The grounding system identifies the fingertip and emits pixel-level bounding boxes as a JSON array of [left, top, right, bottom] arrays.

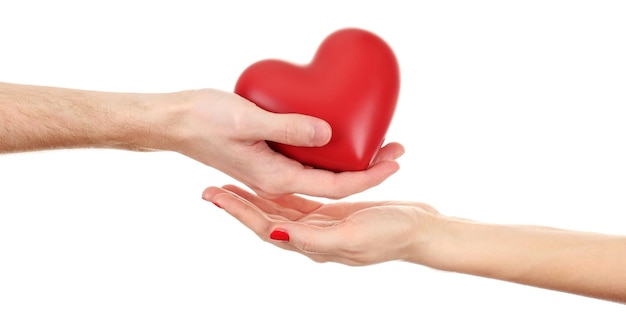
[[221, 184, 239, 191], [393, 143, 406, 159], [338, 161, 400, 198], [312, 119, 332, 146], [201, 186, 221, 201], [201, 188, 232, 210], [269, 228, 290, 242], [375, 160, 401, 178], [260, 112, 331, 147], [383, 142, 406, 160], [201, 189, 210, 201], [211, 191, 246, 213]]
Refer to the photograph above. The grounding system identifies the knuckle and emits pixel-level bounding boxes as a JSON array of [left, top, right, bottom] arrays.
[[280, 118, 311, 145], [300, 239, 320, 254]]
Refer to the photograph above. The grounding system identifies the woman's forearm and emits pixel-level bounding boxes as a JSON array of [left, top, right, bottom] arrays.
[[421, 216, 626, 303], [0, 82, 183, 153]]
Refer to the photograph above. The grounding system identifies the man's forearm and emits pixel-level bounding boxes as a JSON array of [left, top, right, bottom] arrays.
[[0, 82, 180, 153]]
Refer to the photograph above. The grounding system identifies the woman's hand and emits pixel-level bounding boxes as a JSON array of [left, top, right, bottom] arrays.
[[201, 184, 439, 266], [201, 183, 626, 303]]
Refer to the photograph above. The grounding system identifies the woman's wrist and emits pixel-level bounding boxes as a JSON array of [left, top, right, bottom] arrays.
[[402, 206, 454, 268], [405, 212, 501, 275]]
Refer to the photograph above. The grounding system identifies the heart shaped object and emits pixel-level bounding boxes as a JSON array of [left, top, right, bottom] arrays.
[[235, 28, 400, 172]]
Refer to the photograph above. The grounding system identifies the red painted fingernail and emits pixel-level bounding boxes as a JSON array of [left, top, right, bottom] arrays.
[[269, 229, 290, 241], [212, 201, 222, 209]]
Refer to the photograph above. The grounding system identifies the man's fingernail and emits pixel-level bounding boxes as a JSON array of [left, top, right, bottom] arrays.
[[312, 121, 331, 146], [269, 229, 290, 241], [394, 146, 405, 159]]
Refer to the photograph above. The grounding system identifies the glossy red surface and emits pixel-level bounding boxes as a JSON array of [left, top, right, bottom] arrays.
[[235, 28, 400, 172]]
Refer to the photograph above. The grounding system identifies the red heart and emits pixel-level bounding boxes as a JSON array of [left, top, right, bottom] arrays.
[[234, 28, 400, 172]]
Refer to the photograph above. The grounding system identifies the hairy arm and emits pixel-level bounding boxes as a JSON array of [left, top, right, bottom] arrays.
[[0, 82, 180, 152], [1, 82, 403, 198]]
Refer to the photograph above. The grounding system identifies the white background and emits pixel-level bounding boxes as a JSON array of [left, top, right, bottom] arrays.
[[1, 1, 625, 313]]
